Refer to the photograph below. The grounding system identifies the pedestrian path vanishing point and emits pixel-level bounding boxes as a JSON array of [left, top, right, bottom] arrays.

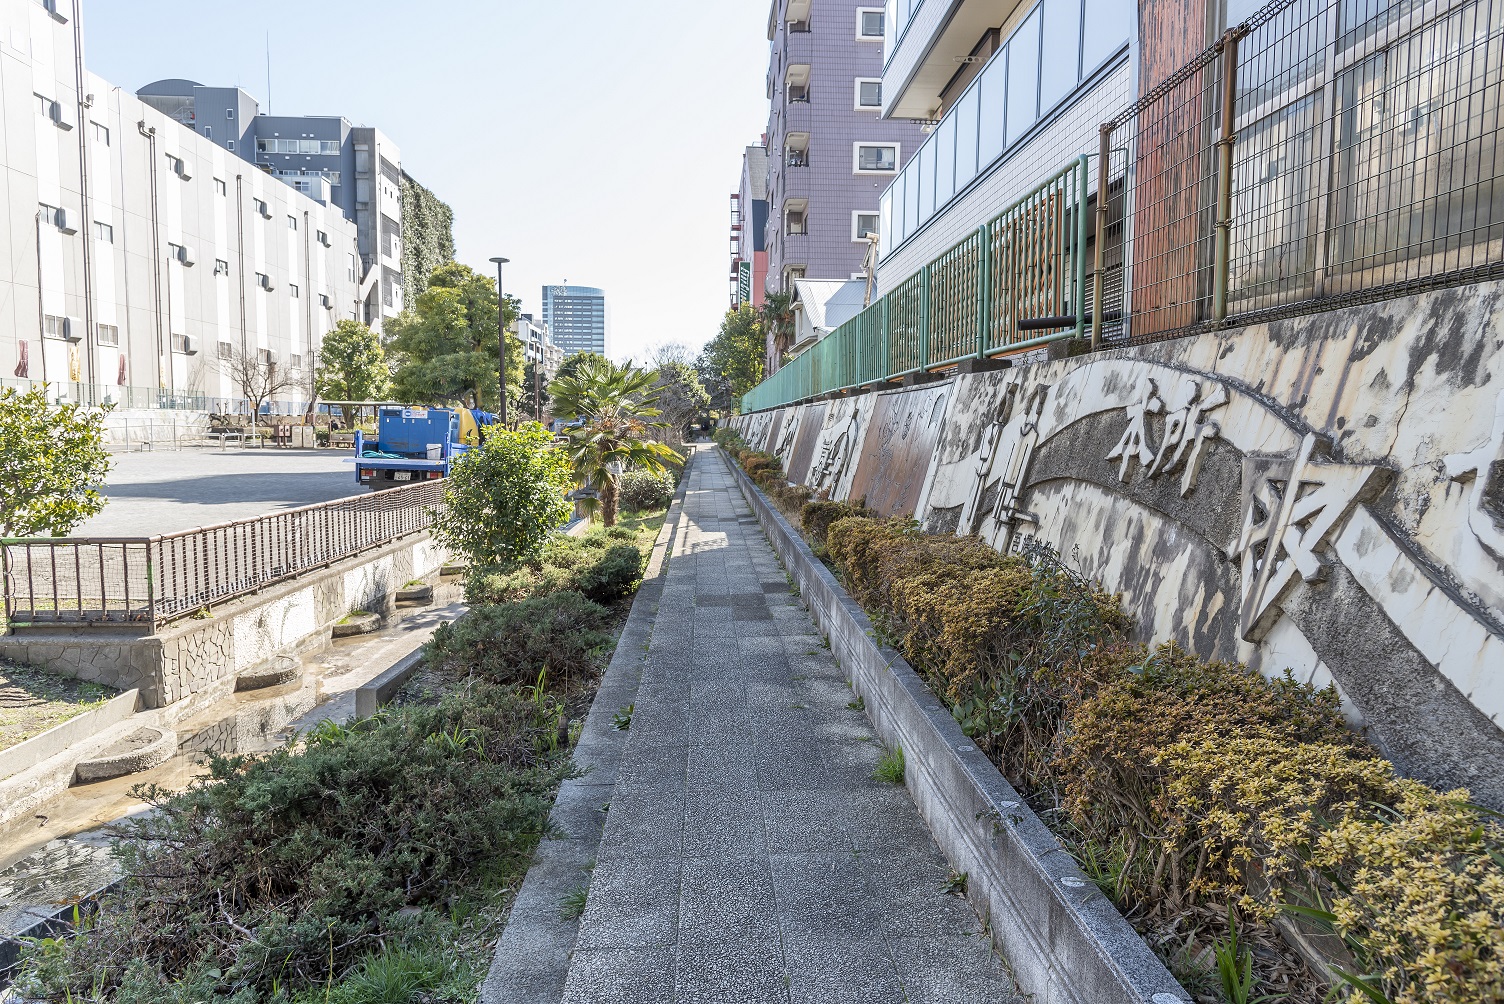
[[553, 447, 1022, 1003]]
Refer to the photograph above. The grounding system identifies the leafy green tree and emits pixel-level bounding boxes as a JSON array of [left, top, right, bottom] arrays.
[[316, 321, 389, 402], [0, 385, 112, 537], [431, 423, 573, 568], [652, 361, 709, 442], [697, 306, 765, 409], [550, 357, 681, 527], [384, 263, 524, 413]]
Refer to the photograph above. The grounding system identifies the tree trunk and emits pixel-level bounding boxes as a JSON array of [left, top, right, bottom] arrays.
[[602, 476, 619, 527]]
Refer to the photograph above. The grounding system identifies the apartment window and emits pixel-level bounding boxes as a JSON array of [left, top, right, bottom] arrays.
[[218, 341, 234, 360], [259, 349, 274, 366], [43, 315, 66, 340], [256, 272, 270, 288], [852, 212, 880, 241], [214, 178, 227, 196], [96, 323, 119, 346], [288, 215, 298, 230], [856, 79, 882, 108], [256, 138, 340, 156], [93, 220, 113, 243], [289, 353, 304, 371], [171, 334, 193, 354], [91, 121, 109, 146], [253, 197, 269, 217], [855, 144, 898, 173], [226, 108, 234, 119], [203, 125, 212, 140], [348, 254, 357, 282], [214, 258, 230, 275], [227, 140, 235, 151], [289, 284, 300, 298], [316, 229, 329, 246], [857, 8, 885, 38]]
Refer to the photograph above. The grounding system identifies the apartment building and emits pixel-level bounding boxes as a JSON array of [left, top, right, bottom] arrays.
[[0, 0, 361, 413], [730, 143, 770, 309], [516, 312, 564, 381], [541, 285, 607, 356], [763, 0, 928, 294], [137, 81, 409, 331]]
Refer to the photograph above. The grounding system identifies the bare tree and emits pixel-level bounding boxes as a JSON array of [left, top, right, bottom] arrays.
[[227, 348, 296, 434], [650, 342, 695, 368]]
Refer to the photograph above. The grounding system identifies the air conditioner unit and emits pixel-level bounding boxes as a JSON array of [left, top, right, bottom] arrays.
[[259, 274, 275, 291], [177, 244, 196, 266], [259, 203, 272, 219], [175, 157, 192, 180], [318, 230, 331, 247], [182, 335, 199, 355], [49, 99, 73, 130], [55, 207, 77, 234], [62, 316, 83, 342], [320, 294, 333, 310]]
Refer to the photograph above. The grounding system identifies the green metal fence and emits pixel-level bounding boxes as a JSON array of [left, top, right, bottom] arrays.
[[742, 156, 1090, 413]]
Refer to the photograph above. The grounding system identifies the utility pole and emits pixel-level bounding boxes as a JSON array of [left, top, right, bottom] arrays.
[[490, 256, 510, 426]]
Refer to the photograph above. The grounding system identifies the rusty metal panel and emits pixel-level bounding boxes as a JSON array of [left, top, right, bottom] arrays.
[[787, 403, 828, 487], [847, 385, 951, 517]]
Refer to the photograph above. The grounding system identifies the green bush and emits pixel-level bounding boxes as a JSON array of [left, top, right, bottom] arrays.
[[800, 499, 874, 551], [618, 469, 675, 512], [431, 425, 574, 570], [18, 685, 569, 998], [428, 592, 613, 689], [466, 527, 646, 606]]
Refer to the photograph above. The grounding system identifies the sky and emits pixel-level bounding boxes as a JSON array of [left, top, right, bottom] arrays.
[[81, 1, 772, 363]]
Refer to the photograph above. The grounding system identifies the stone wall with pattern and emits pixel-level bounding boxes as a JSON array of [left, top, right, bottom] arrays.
[[732, 282, 1504, 806]]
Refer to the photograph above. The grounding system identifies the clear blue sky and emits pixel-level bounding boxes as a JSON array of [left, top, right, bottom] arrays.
[[81, 1, 771, 362]]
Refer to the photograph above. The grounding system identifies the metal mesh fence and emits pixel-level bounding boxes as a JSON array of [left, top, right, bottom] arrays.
[[2, 480, 446, 630], [1100, 0, 1504, 343]]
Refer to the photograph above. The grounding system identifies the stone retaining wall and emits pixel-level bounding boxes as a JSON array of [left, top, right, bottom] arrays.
[[0, 534, 446, 711]]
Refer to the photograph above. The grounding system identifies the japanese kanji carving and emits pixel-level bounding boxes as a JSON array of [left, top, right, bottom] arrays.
[[1106, 378, 1164, 481], [1444, 389, 1504, 564]]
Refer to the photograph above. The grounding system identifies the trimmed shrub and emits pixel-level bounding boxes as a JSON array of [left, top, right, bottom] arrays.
[[428, 591, 613, 689], [18, 685, 569, 997], [619, 469, 675, 512], [799, 499, 874, 552], [466, 526, 646, 606]]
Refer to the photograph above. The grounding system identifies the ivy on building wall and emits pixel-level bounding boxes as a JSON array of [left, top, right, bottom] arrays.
[[400, 173, 456, 305]]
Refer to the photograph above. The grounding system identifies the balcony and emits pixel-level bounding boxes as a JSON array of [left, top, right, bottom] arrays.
[[884, 0, 1030, 120]]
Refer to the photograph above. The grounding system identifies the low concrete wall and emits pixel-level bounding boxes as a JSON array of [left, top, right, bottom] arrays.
[[0, 533, 447, 712], [0, 689, 139, 782], [727, 453, 1189, 1004]]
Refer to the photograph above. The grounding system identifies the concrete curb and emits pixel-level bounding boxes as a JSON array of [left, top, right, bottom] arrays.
[[0, 689, 140, 782], [353, 649, 426, 719], [725, 450, 1191, 1004], [73, 726, 176, 784], [481, 455, 696, 1004]]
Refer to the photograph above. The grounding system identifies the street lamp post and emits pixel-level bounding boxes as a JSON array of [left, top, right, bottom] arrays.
[[490, 256, 510, 427]]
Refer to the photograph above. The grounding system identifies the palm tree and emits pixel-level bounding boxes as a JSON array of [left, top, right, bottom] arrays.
[[550, 357, 682, 526], [760, 291, 796, 368]]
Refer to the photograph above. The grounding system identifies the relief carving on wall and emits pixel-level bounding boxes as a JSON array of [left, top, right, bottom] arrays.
[[1232, 433, 1390, 641], [1444, 389, 1504, 564], [960, 385, 1047, 547], [813, 406, 861, 496], [774, 409, 800, 462], [1105, 376, 1229, 495]]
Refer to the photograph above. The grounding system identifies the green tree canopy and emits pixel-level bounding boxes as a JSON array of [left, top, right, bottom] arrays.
[[316, 320, 389, 402], [384, 263, 524, 413], [0, 385, 112, 537], [430, 423, 574, 568], [697, 306, 765, 411], [550, 357, 681, 527]]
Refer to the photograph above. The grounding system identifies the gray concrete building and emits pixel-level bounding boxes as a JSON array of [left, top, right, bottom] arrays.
[[515, 312, 563, 381], [0, 0, 362, 415], [541, 285, 606, 357], [763, 0, 927, 294], [137, 81, 407, 332]]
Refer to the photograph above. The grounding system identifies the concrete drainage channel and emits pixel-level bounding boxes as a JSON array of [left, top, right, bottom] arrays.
[[0, 572, 466, 982], [725, 453, 1192, 1004]]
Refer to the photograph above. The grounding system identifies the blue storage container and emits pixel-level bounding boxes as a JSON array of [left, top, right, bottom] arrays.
[[376, 407, 459, 456]]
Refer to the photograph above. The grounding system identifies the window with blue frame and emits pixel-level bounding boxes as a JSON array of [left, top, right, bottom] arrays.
[[879, 0, 1131, 257]]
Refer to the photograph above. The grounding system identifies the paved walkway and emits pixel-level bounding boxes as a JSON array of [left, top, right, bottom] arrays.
[[560, 448, 1019, 1004]]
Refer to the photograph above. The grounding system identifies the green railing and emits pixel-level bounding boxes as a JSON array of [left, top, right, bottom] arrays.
[[743, 156, 1090, 413]]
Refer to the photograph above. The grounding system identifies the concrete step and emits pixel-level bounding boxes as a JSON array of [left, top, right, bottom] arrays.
[[235, 656, 302, 692], [72, 724, 176, 784]]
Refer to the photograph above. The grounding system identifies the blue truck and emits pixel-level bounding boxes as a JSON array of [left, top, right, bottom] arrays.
[[348, 406, 498, 489]]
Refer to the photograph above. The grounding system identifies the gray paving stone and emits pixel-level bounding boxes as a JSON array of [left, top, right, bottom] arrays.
[[538, 448, 1019, 1004]]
